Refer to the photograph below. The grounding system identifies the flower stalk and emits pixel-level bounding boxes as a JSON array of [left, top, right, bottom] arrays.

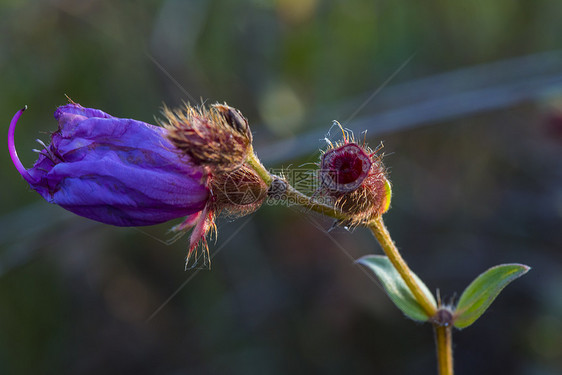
[[246, 151, 350, 221], [13, 102, 530, 375], [240, 118, 456, 373], [368, 217, 437, 318], [435, 325, 454, 375], [245, 150, 273, 185], [246, 149, 450, 374], [247, 150, 437, 317]]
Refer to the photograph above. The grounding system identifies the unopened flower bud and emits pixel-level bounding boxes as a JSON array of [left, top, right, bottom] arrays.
[[320, 143, 372, 193], [211, 165, 268, 216], [319, 129, 391, 225]]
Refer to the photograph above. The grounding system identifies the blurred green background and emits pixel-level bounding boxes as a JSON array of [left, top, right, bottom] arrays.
[[1, 0, 562, 374]]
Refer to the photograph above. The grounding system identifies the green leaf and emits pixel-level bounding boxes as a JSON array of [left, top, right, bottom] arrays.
[[454, 263, 530, 329], [356, 255, 437, 322]]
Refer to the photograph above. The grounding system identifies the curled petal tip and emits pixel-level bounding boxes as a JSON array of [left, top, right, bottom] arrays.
[[23, 105, 28, 111], [8, 107, 33, 182]]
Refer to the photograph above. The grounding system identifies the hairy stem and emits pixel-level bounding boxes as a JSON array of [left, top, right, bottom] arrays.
[[248, 151, 436, 316], [245, 151, 349, 221], [368, 217, 437, 318], [283, 184, 350, 221], [247, 150, 450, 374], [434, 325, 454, 375], [246, 149, 273, 185]]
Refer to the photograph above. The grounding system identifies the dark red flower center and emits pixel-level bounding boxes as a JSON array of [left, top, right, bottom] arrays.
[[332, 153, 363, 184], [320, 143, 372, 192]]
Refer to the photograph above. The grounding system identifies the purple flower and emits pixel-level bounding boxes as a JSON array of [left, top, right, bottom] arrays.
[[8, 103, 209, 227]]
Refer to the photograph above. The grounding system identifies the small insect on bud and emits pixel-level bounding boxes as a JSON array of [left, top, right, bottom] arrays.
[[212, 103, 253, 142], [319, 123, 391, 225], [163, 103, 253, 173]]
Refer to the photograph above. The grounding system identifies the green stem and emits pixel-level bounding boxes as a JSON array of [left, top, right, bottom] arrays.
[[434, 325, 454, 375], [245, 151, 348, 221], [247, 151, 437, 316], [283, 185, 349, 221], [246, 149, 273, 185], [368, 217, 437, 318], [246, 150, 449, 374]]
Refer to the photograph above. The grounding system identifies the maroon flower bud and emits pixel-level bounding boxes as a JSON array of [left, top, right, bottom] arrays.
[[319, 127, 391, 225], [320, 143, 372, 193]]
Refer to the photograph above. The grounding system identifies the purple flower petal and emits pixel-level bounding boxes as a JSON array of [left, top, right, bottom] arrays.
[[9, 103, 209, 226]]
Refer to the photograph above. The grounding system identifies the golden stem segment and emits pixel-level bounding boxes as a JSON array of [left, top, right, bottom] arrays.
[[245, 151, 348, 221], [247, 151, 437, 317], [435, 325, 454, 375], [245, 149, 273, 185], [246, 150, 449, 374], [368, 217, 437, 318]]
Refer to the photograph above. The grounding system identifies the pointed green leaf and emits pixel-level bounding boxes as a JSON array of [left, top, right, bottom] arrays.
[[454, 263, 530, 329], [357, 255, 437, 322]]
